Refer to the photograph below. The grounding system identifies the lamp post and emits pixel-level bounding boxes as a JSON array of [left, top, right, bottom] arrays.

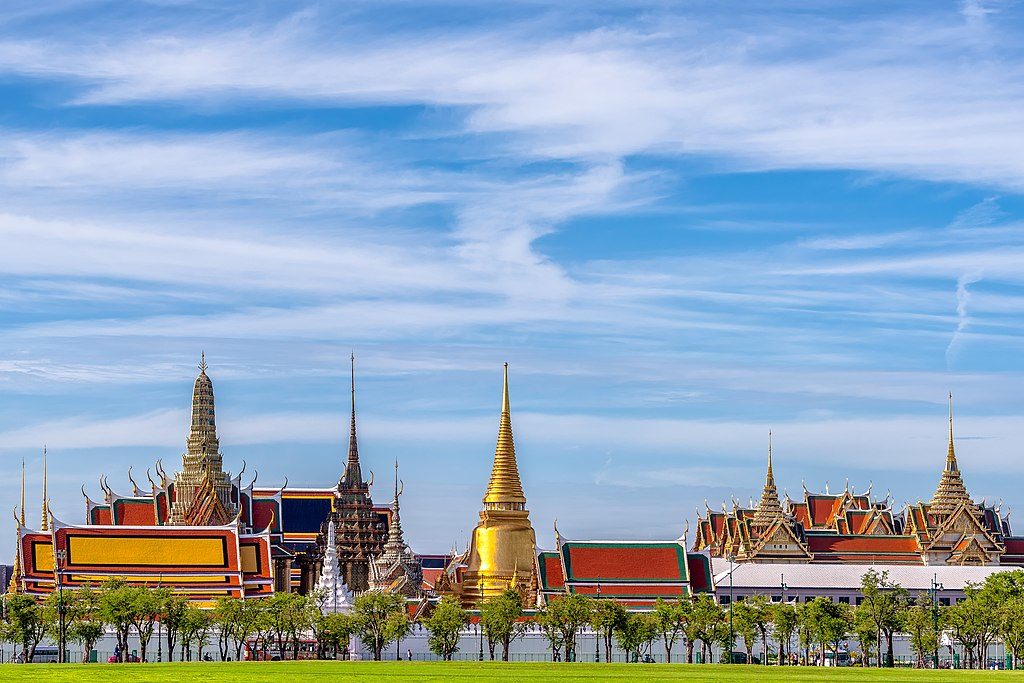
[[54, 548, 67, 663], [930, 574, 943, 670], [728, 553, 734, 664], [478, 618, 483, 661], [780, 573, 789, 665], [157, 574, 163, 662]]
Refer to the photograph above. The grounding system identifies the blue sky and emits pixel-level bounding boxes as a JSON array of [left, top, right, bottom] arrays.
[[3, 0, 1024, 554]]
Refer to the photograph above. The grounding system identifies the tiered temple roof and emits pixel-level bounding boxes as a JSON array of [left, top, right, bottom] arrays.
[[693, 397, 1019, 567], [367, 462, 423, 597], [537, 524, 714, 609]]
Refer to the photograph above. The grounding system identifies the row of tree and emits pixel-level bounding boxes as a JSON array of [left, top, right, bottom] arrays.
[[7, 569, 1024, 666]]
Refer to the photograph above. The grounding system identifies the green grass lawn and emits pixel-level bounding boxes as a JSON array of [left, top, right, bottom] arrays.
[[0, 662, 1021, 682]]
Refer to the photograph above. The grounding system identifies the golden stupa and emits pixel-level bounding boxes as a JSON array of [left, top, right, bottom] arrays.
[[458, 363, 538, 607]]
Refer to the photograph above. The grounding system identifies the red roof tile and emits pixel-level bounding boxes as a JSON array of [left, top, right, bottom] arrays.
[[563, 543, 686, 582]]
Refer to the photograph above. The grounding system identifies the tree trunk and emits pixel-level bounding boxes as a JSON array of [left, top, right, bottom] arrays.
[[778, 638, 785, 666], [885, 631, 895, 668], [686, 639, 694, 664], [664, 636, 672, 664], [605, 632, 613, 663]]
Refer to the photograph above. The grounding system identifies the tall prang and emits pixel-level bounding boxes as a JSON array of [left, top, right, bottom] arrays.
[[457, 363, 538, 608], [368, 461, 423, 596], [326, 354, 385, 592], [315, 518, 354, 613], [929, 394, 975, 517], [167, 354, 237, 526]]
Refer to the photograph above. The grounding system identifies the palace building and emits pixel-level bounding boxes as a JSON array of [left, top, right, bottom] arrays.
[[10, 355, 401, 604], [692, 398, 1024, 567]]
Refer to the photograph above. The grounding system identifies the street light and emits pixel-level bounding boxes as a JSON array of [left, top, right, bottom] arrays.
[[157, 574, 163, 662], [780, 573, 789, 666], [54, 548, 68, 664], [595, 582, 601, 663], [478, 619, 483, 661], [931, 574, 944, 669], [728, 553, 734, 664]]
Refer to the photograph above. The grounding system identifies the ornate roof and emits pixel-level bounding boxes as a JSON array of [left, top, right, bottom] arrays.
[[751, 433, 783, 528], [930, 395, 975, 517]]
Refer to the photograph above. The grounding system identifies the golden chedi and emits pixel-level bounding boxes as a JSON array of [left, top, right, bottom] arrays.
[[458, 363, 538, 607]]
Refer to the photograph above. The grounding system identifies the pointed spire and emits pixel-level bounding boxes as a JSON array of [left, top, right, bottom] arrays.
[[8, 522, 21, 594], [340, 352, 364, 487], [40, 446, 49, 532], [186, 354, 219, 457], [930, 392, 974, 516], [946, 392, 958, 471], [19, 457, 25, 527], [752, 431, 783, 528], [483, 363, 527, 509]]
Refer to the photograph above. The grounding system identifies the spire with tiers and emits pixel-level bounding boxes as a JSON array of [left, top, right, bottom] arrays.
[[455, 363, 538, 608], [367, 461, 422, 596], [930, 394, 975, 516], [316, 519, 353, 613], [751, 431, 784, 528], [483, 363, 527, 510], [167, 354, 236, 526], [40, 446, 48, 532], [329, 353, 384, 592], [340, 353, 364, 488]]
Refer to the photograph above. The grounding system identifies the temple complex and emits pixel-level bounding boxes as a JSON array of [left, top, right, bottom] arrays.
[[10, 355, 400, 604], [442, 364, 540, 608], [693, 397, 1023, 566]]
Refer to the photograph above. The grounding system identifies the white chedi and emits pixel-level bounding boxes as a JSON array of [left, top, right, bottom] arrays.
[[316, 520, 354, 613]]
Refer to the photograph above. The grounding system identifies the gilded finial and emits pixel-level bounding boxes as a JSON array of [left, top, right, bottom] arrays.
[[199, 351, 208, 373], [947, 392, 957, 469], [19, 457, 25, 527], [483, 363, 527, 508], [40, 446, 49, 532]]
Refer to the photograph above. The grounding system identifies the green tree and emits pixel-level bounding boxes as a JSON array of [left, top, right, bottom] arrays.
[[690, 594, 724, 664], [5, 593, 48, 662], [795, 602, 815, 665], [480, 588, 526, 661], [947, 597, 982, 669], [904, 593, 942, 669], [853, 603, 877, 667], [180, 604, 213, 661], [651, 598, 687, 664], [161, 593, 190, 663], [614, 612, 658, 663], [319, 612, 355, 660], [352, 591, 411, 661], [423, 596, 468, 661], [128, 586, 162, 662], [538, 593, 592, 662], [747, 595, 773, 664], [771, 602, 797, 666], [732, 600, 758, 664], [859, 569, 907, 667], [213, 597, 242, 661], [1000, 594, 1024, 669], [98, 578, 134, 662], [66, 585, 105, 664], [589, 599, 627, 663], [804, 598, 851, 665]]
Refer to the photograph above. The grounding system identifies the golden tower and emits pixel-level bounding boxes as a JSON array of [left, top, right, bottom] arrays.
[[459, 363, 538, 607], [751, 431, 783, 529]]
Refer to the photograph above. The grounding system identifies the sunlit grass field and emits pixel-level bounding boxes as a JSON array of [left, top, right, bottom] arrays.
[[0, 661, 1020, 682]]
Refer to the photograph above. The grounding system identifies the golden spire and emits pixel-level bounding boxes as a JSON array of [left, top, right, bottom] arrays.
[[8, 528, 21, 594], [187, 354, 219, 457], [751, 430, 783, 528], [483, 363, 527, 509], [19, 457, 25, 527], [946, 392, 957, 471], [930, 393, 974, 516], [40, 446, 49, 532]]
